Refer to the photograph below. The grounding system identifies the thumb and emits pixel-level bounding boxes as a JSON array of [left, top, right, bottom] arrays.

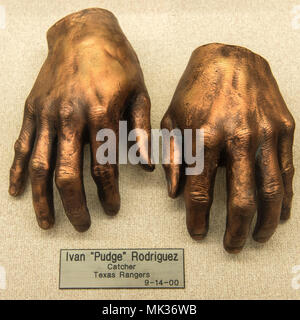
[[161, 113, 182, 198]]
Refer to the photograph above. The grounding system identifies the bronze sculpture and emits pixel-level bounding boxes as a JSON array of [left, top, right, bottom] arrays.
[[8, 8, 295, 255], [161, 43, 295, 253], [8, 8, 154, 231]]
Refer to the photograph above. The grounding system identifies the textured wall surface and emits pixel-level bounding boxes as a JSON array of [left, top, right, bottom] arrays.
[[0, 0, 299, 299]]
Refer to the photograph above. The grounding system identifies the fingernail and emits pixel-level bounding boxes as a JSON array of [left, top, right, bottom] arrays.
[[167, 178, 175, 198], [9, 185, 17, 196], [224, 245, 243, 254], [74, 223, 90, 232], [190, 233, 206, 241], [253, 233, 272, 243], [40, 219, 50, 229], [104, 202, 120, 216]]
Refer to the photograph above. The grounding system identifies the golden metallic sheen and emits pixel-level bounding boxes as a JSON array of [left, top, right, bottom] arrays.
[[9, 8, 154, 232], [161, 43, 295, 253]]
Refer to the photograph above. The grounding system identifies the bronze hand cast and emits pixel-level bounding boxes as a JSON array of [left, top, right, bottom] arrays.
[[161, 43, 295, 253], [9, 8, 154, 232], [9, 9, 295, 254]]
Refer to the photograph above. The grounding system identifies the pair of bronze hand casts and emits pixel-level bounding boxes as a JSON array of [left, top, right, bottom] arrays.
[[9, 8, 295, 253]]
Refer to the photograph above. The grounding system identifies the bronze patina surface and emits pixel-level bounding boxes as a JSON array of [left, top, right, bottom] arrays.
[[9, 8, 154, 232], [161, 43, 295, 253]]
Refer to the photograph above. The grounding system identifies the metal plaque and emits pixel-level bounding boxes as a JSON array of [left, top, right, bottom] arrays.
[[59, 248, 185, 289]]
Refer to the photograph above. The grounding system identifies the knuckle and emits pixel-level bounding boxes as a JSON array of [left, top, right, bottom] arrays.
[[58, 104, 74, 121], [203, 127, 220, 149], [188, 190, 210, 206], [282, 116, 295, 135], [281, 163, 294, 177], [230, 196, 256, 216], [88, 105, 106, 122], [55, 170, 80, 188], [25, 98, 35, 114], [260, 181, 284, 201], [262, 121, 275, 139], [14, 139, 29, 157], [234, 128, 253, 142], [187, 176, 212, 206], [65, 208, 85, 219], [227, 128, 254, 151], [30, 158, 50, 177], [92, 165, 102, 178], [92, 164, 114, 180]]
